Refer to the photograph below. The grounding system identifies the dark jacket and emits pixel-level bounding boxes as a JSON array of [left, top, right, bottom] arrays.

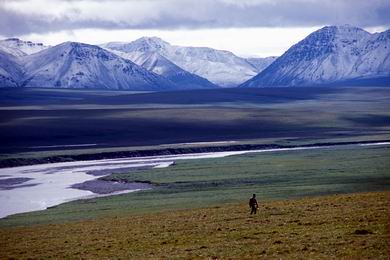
[[249, 197, 258, 207]]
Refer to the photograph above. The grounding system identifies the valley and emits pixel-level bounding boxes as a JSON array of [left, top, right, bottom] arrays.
[[1, 86, 389, 157]]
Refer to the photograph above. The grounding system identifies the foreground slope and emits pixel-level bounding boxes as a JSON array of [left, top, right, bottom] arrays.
[[20, 42, 176, 90], [103, 37, 269, 87], [1, 191, 388, 259], [241, 25, 390, 87]]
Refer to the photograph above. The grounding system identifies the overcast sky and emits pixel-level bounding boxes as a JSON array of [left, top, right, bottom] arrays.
[[0, 0, 389, 57]]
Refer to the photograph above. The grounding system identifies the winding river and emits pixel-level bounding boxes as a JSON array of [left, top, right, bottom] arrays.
[[0, 142, 389, 218]]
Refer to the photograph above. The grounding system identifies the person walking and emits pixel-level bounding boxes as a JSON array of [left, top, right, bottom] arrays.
[[249, 194, 259, 214]]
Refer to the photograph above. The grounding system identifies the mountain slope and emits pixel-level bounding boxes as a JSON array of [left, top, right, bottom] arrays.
[[109, 48, 217, 89], [241, 25, 390, 87], [0, 50, 24, 87], [246, 56, 277, 72], [20, 42, 177, 90], [0, 38, 48, 57], [103, 37, 262, 87]]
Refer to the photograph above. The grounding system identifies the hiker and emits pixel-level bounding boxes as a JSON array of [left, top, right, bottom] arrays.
[[249, 194, 259, 214]]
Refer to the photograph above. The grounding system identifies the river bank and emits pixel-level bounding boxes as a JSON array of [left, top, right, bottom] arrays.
[[1, 139, 390, 169]]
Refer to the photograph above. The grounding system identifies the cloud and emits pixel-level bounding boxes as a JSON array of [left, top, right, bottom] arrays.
[[0, 0, 389, 36]]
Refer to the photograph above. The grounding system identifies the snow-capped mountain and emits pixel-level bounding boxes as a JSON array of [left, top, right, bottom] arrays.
[[20, 42, 177, 90], [241, 25, 390, 87], [103, 37, 267, 87], [0, 38, 48, 57], [2, 26, 387, 90], [108, 48, 217, 89], [0, 50, 23, 87]]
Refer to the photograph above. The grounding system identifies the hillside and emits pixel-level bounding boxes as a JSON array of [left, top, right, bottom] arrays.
[[1, 191, 388, 259]]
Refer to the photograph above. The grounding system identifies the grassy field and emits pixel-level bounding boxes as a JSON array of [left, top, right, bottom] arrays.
[[1, 191, 389, 259], [1, 87, 390, 154], [1, 144, 389, 227]]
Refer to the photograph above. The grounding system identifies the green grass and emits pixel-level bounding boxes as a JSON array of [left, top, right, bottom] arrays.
[[1, 144, 389, 227]]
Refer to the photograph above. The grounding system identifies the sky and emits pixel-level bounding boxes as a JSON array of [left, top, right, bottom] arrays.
[[0, 0, 389, 57]]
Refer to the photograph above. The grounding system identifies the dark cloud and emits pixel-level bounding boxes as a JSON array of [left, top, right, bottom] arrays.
[[0, 0, 389, 37], [0, 7, 124, 36]]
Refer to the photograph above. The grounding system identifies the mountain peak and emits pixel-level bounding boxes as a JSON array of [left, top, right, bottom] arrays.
[[290, 25, 371, 56], [101, 37, 170, 53], [138, 36, 168, 44], [59, 41, 99, 49], [1, 38, 45, 46], [0, 38, 47, 56], [313, 25, 370, 39], [325, 24, 365, 31], [131, 37, 170, 51]]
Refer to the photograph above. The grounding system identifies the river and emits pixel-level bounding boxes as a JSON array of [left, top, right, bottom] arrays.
[[0, 142, 389, 218]]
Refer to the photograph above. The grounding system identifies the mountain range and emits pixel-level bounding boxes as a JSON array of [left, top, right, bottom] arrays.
[[241, 25, 390, 87], [0, 39, 180, 90], [0, 25, 389, 90], [102, 37, 272, 87], [0, 37, 274, 90]]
